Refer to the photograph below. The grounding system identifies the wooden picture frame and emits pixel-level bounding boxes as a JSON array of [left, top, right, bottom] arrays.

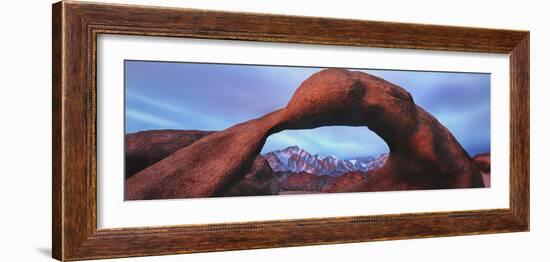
[[52, 1, 529, 261]]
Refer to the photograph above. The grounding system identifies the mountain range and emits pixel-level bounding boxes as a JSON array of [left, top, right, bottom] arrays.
[[263, 145, 388, 177]]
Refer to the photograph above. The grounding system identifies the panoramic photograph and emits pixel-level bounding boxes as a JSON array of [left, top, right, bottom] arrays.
[[123, 60, 491, 201]]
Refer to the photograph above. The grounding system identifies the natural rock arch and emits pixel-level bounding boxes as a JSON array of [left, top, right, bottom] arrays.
[[125, 69, 484, 200]]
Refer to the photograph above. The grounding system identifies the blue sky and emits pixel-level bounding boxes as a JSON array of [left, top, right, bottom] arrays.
[[125, 60, 490, 159]]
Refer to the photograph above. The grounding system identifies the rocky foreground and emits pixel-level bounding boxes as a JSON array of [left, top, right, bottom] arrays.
[[125, 69, 488, 200], [125, 128, 490, 200], [125, 130, 390, 197]]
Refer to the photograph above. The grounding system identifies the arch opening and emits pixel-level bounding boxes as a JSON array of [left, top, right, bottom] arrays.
[[263, 126, 389, 159]]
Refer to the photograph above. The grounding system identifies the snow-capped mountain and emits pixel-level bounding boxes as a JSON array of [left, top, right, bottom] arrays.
[[263, 146, 388, 176]]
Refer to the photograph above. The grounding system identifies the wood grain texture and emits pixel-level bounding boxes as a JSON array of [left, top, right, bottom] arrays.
[[52, 1, 530, 261], [52, 2, 63, 260], [509, 35, 530, 226]]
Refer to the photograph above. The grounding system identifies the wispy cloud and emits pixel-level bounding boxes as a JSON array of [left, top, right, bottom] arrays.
[[126, 109, 181, 127], [126, 90, 233, 131], [125, 61, 490, 158], [126, 91, 193, 115]]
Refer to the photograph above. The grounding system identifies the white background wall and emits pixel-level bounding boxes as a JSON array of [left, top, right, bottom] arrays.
[[0, 0, 547, 261]]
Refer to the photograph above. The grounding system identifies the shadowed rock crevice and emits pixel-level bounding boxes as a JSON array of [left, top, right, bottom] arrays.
[[125, 69, 484, 200]]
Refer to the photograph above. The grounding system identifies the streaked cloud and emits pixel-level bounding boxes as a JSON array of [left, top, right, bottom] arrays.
[[126, 109, 181, 127], [125, 61, 490, 158]]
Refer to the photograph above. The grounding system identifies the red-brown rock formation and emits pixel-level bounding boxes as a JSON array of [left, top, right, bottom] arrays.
[[218, 157, 279, 197], [473, 153, 490, 187], [124, 130, 278, 199], [125, 69, 484, 200], [125, 130, 213, 178], [279, 172, 322, 192], [322, 172, 368, 193]]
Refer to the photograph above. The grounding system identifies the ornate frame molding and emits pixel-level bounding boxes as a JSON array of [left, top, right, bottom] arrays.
[[53, 1, 529, 260]]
